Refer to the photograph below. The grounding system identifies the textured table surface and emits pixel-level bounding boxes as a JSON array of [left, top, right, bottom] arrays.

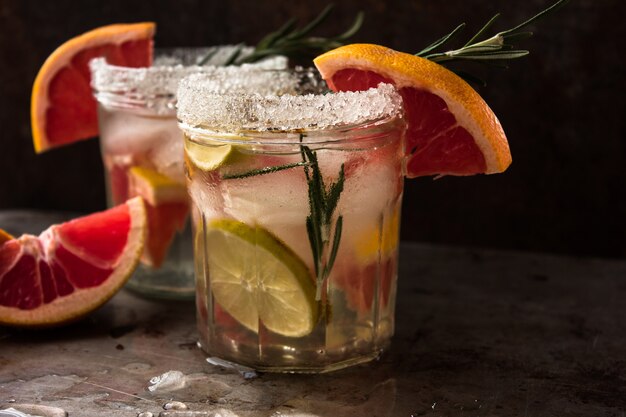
[[1, 212, 626, 417]]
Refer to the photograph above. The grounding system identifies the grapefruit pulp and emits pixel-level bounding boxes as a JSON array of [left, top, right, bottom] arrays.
[[314, 44, 512, 177], [0, 197, 146, 327], [31, 22, 155, 153]]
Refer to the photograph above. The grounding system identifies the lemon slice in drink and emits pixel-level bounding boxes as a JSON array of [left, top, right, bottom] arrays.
[[185, 139, 236, 171], [205, 219, 317, 337]]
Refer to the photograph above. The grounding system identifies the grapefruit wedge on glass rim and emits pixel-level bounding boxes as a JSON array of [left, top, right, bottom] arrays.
[[314, 43, 512, 177], [31, 22, 155, 153], [0, 197, 146, 327]]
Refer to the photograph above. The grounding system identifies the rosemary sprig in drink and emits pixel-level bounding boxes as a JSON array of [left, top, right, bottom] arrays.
[[416, 0, 570, 85], [200, 4, 364, 66], [299, 141, 344, 301], [221, 138, 345, 302]]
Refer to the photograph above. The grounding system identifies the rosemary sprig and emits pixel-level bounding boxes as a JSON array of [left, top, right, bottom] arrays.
[[220, 138, 345, 301], [299, 138, 344, 301], [222, 161, 308, 180], [416, 0, 570, 85], [202, 4, 363, 66]]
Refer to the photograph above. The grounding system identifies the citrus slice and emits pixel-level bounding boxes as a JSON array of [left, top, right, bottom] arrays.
[[184, 140, 235, 172], [314, 44, 512, 177], [128, 166, 188, 206], [31, 22, 155, 153], [204, 219, 316, 337], [128, 166, 189, 268], [0, 197, 146, 327]]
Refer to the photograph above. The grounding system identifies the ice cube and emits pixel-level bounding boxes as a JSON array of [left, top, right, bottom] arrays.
[[148, 370, 186, 392], [148, 124, 186, 183], [222, 165, 312, 263], [99, 110, 175, 157]]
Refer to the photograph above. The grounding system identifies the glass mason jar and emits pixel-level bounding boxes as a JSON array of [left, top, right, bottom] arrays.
[[177, 71, 406, 372], [90, 47, 287, 299]]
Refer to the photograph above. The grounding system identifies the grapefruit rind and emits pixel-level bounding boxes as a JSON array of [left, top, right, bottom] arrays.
[[31, 22, 156, 153], [314, 44, 512, 175], [0, 229, 14, 245], [0, 197, 147, 327]]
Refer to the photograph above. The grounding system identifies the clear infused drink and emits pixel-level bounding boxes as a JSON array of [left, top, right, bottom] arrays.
[[90, 48, 287, 299], [178, 72, 406, 372]]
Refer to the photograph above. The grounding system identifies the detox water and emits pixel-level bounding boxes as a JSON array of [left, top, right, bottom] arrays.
[[178, 74, 406, 372]]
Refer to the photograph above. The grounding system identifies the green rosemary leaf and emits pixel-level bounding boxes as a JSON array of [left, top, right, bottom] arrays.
[[333, 11, 365, 41], [223, 43, 245, 66], [417, 0, 569, 83], [416, 23, 466, 57], [325, 163, 345, 222], [449, 50, 530, 60], [502, 31, 534, 44], [286, 4, 334, 41], [325, 215, 343, 275], [306, 216, 320, 277], [304, 146, 327, 215], [501, 0, 570, 36], [256, 18, 297, 50], [222, 161, 308, 180], [299, 135, 311, 180], [463, 13, 500, 47], [425, 44, 501, 60], [238, 5, 363, 64], [300, 143, 345, 299], [197, 47, 219, 66]]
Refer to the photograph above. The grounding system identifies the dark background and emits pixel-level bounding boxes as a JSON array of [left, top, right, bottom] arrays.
[[0, 0, 623, 258]]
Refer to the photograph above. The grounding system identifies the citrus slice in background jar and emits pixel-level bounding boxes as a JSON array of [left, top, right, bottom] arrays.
[[128, 167, 189, 268]]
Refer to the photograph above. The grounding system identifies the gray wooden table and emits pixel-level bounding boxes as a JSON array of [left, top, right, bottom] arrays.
[[1, 211, 625, 416]]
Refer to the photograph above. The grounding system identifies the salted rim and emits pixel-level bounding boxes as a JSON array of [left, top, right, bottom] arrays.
[[177, 74, 404, 132], [89, 46, 287, 97]]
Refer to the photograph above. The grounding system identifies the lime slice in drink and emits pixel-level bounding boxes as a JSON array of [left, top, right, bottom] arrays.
[[185, 140, 237, 171], [205, 219, 317, 337]]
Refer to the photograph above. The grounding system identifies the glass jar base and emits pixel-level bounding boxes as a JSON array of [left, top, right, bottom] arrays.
[[200, 342, 388, 374], [205, 351, 384, 374], [125, 264, 195, 300]]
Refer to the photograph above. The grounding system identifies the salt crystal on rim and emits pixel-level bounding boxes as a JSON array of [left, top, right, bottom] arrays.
[[90, 46, 287, 97], [177, 71, 403, 132]]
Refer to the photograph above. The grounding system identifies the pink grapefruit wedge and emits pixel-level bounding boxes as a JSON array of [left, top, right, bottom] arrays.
[[31, 23, 155, 153], [0, 197, 146, 327], [314, 44, 512, 177]]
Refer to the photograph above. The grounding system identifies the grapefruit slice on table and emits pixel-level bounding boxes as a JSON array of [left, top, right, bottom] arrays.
[[0, 197, 146, 327], [31, 22, 155, 153], [128, 167, 189, 268], [314, 44, 512, 177]]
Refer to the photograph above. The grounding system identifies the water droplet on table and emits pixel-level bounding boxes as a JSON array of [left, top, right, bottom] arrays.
[[163, 401, 188, 411], [148, 370, 186, 392]]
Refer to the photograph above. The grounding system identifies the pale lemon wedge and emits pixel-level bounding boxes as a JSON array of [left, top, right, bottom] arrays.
[[205, 219, 317, 337]]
